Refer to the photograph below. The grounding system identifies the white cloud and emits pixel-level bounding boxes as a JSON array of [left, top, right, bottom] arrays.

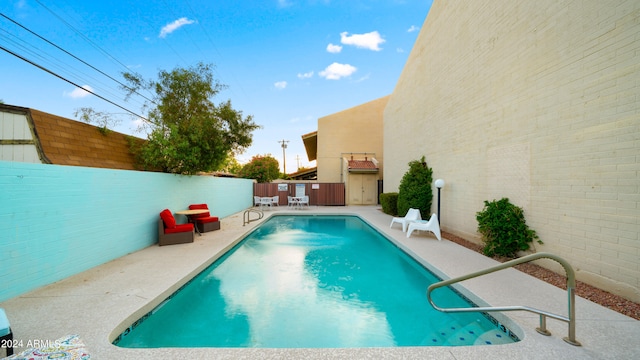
[[408, 25, 420, 33], [355, 73, 370, 83], [319, 63, 357, 80], [131, 117, 151, 135], [297, 71, 314, 79], [159, 17, 195, 38], [277, 0, 293, 7], [340, 31, 385, 51], [64, 85, 93, 99], [274, 81, 287, 89], [326, 43, 342, 53], [132, 117, 145, 128]]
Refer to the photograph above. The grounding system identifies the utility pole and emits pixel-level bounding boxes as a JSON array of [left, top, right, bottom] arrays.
[[278, 139, 289, 174], [295, 155, 301, 170]]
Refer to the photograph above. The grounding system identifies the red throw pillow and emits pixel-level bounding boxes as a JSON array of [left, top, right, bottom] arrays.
[[160, 209, 176, 229], [189, 204, 208, 210], [189, 204, 210, 219]]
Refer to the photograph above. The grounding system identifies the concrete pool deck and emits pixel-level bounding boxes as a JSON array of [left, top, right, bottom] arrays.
[[1, 206, 638, 359]]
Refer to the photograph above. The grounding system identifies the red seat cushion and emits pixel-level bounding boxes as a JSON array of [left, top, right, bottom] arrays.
[[164, 223, 194, 234], [196, 216, 219, 224], [189, 204, 210, 219], [160, 209, 176, 229]]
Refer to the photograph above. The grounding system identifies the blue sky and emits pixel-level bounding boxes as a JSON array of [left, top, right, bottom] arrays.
[[1, 0, 432, 172]]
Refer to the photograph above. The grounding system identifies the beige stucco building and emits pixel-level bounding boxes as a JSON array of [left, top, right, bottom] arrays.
[[383, 0, 640, 302], [305, 96, 388, 205]]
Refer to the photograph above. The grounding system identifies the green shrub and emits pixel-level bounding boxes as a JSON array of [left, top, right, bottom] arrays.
[[397, 156, 433, 219], [380, 192, 399, 215], [476, 198, 542, 258]]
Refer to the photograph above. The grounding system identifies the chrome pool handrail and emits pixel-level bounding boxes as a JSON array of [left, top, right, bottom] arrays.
[[426, 252, 581, 346], [243, 208, 263, 226]]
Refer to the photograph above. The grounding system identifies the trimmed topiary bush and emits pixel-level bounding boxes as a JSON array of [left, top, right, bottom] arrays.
[[380, 192, 399, 215], [476, 198, 542, 258], [397, 156, 433, 219]]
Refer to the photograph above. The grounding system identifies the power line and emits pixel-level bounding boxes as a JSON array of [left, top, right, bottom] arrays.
[[0, 27, 146, 114], [33, 0, 132, 75], [0, 13, 154, 105], [2, 1, 253, 128], [0, 44, 149, 122], [31, 1, 157, 102], [0, 12, 155, 109], [37, 0, 253, 112], [0, 6, 154, 122]]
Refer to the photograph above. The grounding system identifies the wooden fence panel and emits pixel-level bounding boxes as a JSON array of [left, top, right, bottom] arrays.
[[311, 183, 345, 206], [253, 182, 345, 206]]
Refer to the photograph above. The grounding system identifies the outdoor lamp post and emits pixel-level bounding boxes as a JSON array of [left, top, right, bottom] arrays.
[[435, 179, 445, 224]]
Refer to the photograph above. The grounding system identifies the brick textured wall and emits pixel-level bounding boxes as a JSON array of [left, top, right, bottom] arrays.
[[384, 0, 640, 301], [29, 109, 140, 170]]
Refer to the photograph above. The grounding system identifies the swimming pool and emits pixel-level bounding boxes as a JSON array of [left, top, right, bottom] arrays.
[[114, 215, 519, 348]]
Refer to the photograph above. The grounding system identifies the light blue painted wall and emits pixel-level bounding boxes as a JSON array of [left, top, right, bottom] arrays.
[[0, 160, 254, 302]]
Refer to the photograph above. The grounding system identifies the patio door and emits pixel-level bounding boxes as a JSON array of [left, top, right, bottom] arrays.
[[348, 173, 377, 205]]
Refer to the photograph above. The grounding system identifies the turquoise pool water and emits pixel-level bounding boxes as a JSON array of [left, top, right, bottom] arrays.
[[114, 215, 518, 348]]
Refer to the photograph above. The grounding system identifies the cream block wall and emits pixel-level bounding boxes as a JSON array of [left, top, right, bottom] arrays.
[[317, 96, 388, 183], [384, 0, 640, 301]]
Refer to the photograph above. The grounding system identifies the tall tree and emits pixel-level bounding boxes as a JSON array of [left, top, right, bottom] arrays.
[[124, 63, 260, 174], [219, 152, 243, 174], [238, 155, 280, 183]]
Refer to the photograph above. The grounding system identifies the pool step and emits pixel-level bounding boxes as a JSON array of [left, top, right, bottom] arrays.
[[422, 320, 515, 346]]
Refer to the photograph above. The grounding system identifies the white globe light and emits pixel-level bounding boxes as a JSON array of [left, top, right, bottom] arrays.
[[435, 179, 445, 189]]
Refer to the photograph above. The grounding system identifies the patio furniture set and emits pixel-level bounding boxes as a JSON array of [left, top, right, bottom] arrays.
[[158, 204, 220, 246], [254, 195, 310, 210], [389, 208, 441, 241]]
